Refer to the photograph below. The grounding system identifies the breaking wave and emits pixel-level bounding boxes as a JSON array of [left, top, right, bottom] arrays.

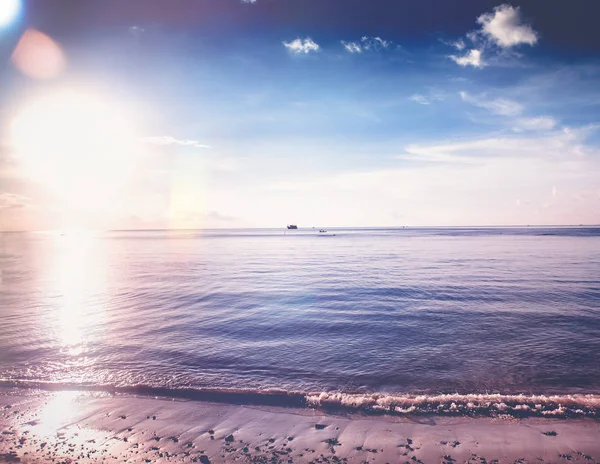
[[1, 380, 599, 418], [304, 391, 600, 417]]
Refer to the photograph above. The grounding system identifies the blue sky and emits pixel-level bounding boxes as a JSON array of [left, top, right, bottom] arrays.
[[1, 0, 600, 229]]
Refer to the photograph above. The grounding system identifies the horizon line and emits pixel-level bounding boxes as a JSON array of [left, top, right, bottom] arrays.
[[2, 224, 600, 233]]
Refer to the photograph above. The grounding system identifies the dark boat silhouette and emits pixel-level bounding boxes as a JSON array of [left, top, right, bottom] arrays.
[[318, 229, 335, 236], [287, 225, 298, 230]]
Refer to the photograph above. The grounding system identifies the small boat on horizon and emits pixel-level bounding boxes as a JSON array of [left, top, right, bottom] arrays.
[[287, 225, 298, 230], [318, 229, 336, 237]]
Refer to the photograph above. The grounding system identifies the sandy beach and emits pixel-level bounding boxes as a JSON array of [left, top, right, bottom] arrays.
[[1, 389, 599, 463]]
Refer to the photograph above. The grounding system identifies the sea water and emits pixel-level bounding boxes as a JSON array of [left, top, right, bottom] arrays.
[[1, 227, 600, 415]]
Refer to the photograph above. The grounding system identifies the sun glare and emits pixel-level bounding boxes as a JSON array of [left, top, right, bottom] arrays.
[[35, 391, 80, 437], [0, 0, 20, 27], [52, 233, 107, 349], [11, 90, 139, 215]]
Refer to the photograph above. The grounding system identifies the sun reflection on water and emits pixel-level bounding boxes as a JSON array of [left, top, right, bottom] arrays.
[[42, 232, 109, 376]]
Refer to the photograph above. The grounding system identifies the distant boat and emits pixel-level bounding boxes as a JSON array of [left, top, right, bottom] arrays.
[[287, 225, 298, 230], [318, 229, 336, 237]]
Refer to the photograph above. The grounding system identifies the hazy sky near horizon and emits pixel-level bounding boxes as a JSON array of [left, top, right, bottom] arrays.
[[1, 0, 600, 230]]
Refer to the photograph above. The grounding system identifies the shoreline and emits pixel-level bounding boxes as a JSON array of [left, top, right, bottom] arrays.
[[2, 382, 599, 419], [1, 389, 599, 463]]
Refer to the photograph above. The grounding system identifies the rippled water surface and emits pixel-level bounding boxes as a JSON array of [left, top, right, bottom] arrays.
[[1, 227, 600, 400]]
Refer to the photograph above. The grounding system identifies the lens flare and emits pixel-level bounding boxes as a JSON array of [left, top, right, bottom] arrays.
[[11, 28, 66, 79]]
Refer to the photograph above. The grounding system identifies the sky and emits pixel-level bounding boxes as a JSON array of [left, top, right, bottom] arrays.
[[1, 0, 600, 230]]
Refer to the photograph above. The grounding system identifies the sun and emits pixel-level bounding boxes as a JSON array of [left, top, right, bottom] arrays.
[[0, 0, 20, 27], [11, 90, 139, 214]]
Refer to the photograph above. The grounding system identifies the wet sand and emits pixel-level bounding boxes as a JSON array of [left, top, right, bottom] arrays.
[[1, 389, 599, 463]]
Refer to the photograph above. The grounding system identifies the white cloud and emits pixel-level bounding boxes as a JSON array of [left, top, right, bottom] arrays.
[[449, 49, 484, 68], [401, 126, 599, 163], [341, 36, 392, 54], [460, 91, 524, 116], [241, 0, 257, 3], [451, 39, 466, 50], [447, 4, 538, 68], [515, 116, 557, 131], [460, 94, 557, 131], [143, 136, 210, 149], [409, 89, 445, 105], [442, 38, 466, 50], [362, 36, 391, 50], [342, 41, 362, 53], [477, 4, 538, 48], [283, 38, 320, 54], [410, 94, 430, 105]]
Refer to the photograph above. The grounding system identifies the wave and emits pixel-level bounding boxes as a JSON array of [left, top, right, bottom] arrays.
[[305, 391, 600, 417], [1, 380, 599, 418]]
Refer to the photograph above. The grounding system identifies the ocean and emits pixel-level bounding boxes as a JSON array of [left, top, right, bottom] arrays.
[[1, 227, 600, 417]]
